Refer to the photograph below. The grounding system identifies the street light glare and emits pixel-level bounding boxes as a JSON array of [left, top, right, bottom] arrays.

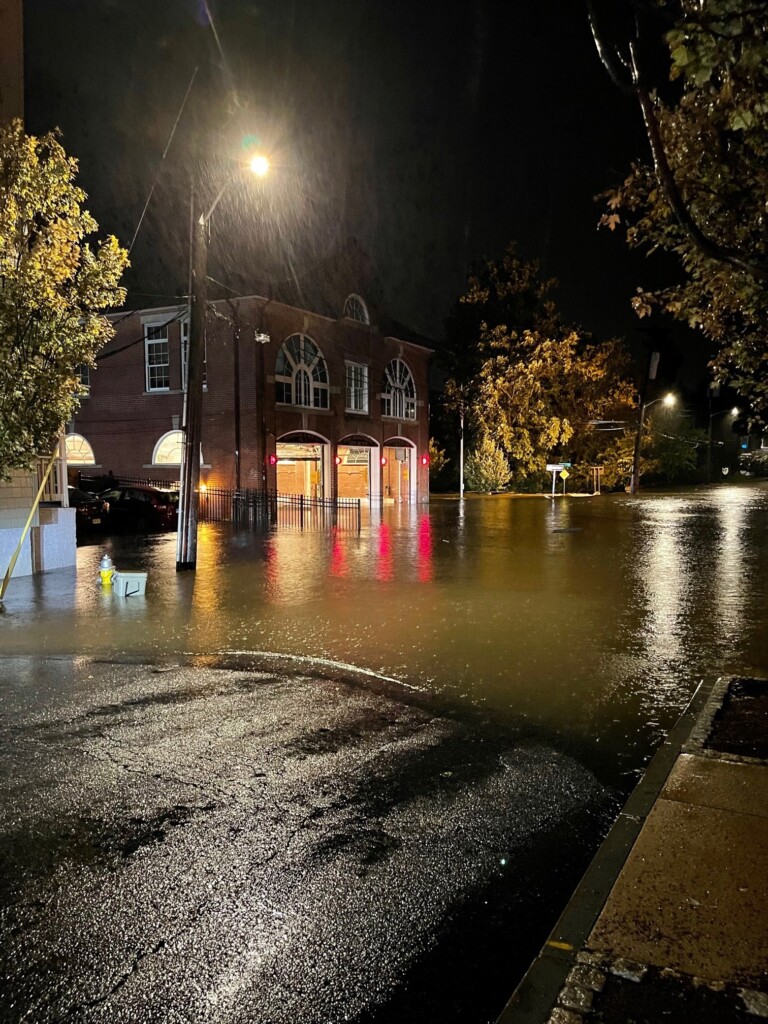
[[249, 154, 270, 177], [663, 393, 676, 406], [731, 407, 739, 416]]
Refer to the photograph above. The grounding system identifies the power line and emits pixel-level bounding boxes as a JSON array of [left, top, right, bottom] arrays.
[[128, 67, 199, 254]]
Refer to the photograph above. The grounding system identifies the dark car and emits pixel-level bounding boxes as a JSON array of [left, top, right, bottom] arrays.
[[102, 485, 179, 532], [68, 486, 110, 533]]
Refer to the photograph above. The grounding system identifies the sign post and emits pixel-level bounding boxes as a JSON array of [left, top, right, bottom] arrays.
[[546, 463, 572, 497]]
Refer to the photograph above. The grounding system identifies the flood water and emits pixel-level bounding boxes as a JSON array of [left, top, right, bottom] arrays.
[[3, 484, 767, 787]]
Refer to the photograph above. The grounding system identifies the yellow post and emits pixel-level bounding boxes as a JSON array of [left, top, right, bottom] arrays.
[[0, 448, 59, 602]]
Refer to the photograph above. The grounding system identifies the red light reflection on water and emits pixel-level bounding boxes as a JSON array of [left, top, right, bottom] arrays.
[[376, 524, 393, 581], [417, 514, 433, 582]]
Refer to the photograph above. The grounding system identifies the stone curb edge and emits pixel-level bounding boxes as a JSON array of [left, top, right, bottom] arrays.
[[495, 675, 725, 1024]]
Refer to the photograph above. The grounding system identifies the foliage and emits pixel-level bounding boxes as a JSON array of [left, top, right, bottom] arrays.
[[646, 411, 708, 482], [442, 244, 637, 485], [464, 432, 512, 493], [0, 120, 128, 477], [428, 438, 449, 484], [593, 0, 768, 421], [475, 328, 636, 479]]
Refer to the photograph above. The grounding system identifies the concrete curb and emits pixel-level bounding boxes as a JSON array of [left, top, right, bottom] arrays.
[[496, 675, 722, 1024]]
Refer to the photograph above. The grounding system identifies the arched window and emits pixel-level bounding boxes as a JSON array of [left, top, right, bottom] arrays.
[[343, 294, 370, 325], [152, 430, 184, 465], [381, 359, 416, 420], [275, 334, 329, 409], [65, 433, 96, 465]]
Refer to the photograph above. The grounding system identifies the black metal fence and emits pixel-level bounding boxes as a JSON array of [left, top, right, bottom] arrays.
[[80, 475, 361, 532], [201, 488, 362, 532]]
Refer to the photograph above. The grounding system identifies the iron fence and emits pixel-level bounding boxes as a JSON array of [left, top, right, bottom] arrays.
[[201, 488, 362, 532], [79, 476, 361, 532]]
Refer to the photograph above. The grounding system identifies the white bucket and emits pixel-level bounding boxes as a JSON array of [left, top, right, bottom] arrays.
[[112, 571, 148, 597]]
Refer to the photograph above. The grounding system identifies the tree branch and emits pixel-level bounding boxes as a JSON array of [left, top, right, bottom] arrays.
[[629, 42, 768, 282], [587, 0, 635, 96]]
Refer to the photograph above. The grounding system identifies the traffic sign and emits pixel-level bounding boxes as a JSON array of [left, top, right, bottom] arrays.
[[559, 469, 570, 480]]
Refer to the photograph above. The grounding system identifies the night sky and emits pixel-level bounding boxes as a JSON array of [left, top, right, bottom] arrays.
[[23, 0, 708, 385]]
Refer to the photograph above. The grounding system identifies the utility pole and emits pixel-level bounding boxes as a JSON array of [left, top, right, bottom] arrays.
[[176, 210, 208, 570], [629, 351, 660, 495]]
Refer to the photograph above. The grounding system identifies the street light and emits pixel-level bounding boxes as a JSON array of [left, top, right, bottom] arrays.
[[629, 392, 676, 495], [176, 154, 270, 571], [707, 406, 739, 483]]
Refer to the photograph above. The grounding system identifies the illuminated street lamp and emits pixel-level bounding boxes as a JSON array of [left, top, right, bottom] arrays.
[[176, 153, 270, 571], [707, 406, 739, 483], [629, 392, 676, 495]]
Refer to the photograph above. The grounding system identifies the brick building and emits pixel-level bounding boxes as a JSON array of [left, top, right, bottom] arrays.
[[69, 292, 432, 504]]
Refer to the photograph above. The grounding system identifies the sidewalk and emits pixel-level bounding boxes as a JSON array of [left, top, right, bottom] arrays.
[[499, 675, 768, 1023]]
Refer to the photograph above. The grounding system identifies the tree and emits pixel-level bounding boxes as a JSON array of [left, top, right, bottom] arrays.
[[476, 327, 636, 479], [591, 0, 768, 420], [441, 244, 637, 485], [464, 432, 512, 493], [0, 120, 128, 477]]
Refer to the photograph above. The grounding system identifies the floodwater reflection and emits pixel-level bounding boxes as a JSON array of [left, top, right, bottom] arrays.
[[3, 485, 767, 783]]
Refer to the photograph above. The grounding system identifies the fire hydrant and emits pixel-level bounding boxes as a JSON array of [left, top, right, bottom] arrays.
[[99, 553, 115, 586]]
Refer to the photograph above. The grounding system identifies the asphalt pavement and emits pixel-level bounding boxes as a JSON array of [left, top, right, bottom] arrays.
[[0, 654, 613, 1024]]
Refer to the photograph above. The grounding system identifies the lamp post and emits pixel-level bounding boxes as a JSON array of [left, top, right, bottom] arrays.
[[629, 392, 676, 495], [707, 406, 739, 483], [176, 155, 270, 571]]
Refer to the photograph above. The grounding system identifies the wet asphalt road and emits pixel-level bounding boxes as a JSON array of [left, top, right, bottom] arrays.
[[0, 655, 611, 1023]]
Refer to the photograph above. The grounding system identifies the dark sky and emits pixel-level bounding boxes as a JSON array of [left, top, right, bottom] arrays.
[[23, 0, 709, 384]]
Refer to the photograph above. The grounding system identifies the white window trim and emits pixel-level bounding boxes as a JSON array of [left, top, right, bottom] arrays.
[[275, 334, 330, 410], [381, 358, 417, 421], [144, 324, 170, 393], [343, 293, 370, 326], [345, 360, 369, 414]]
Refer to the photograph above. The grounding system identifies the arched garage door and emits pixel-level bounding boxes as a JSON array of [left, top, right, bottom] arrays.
[[276, 432, 328, 498]]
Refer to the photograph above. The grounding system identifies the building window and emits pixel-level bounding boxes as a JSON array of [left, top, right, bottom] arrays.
[[76, 364, 90, 393], [181, 321, 207, 391], [345, 362, 369, 413], [381, 358, 416, 420], [275, 334, 329, 409], [65, 433, 96, 465], [343, 294, 370, 325], [145, 324, 170, 391], [152, 430, 184, 465]]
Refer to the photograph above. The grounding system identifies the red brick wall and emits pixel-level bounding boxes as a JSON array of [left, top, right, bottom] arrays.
[[74, 296, 432, 500]]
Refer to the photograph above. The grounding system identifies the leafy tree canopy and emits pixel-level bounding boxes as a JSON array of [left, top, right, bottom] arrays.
[[0, 120, 128, 477], [442, 244, 637, 483], [592, 0, 768, 421]]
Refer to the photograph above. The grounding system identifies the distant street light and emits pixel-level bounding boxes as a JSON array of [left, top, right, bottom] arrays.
[[629, 392, 676, 495], [176, 153, 270, 571], [707, 406, 739, 483]]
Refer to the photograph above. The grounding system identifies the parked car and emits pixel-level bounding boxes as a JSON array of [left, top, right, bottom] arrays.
[[68, 486, 110, 533], [101, 485, 179, 532]]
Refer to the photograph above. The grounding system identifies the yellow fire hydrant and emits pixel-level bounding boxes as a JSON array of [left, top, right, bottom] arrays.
[[99, 553, 115, 586]]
